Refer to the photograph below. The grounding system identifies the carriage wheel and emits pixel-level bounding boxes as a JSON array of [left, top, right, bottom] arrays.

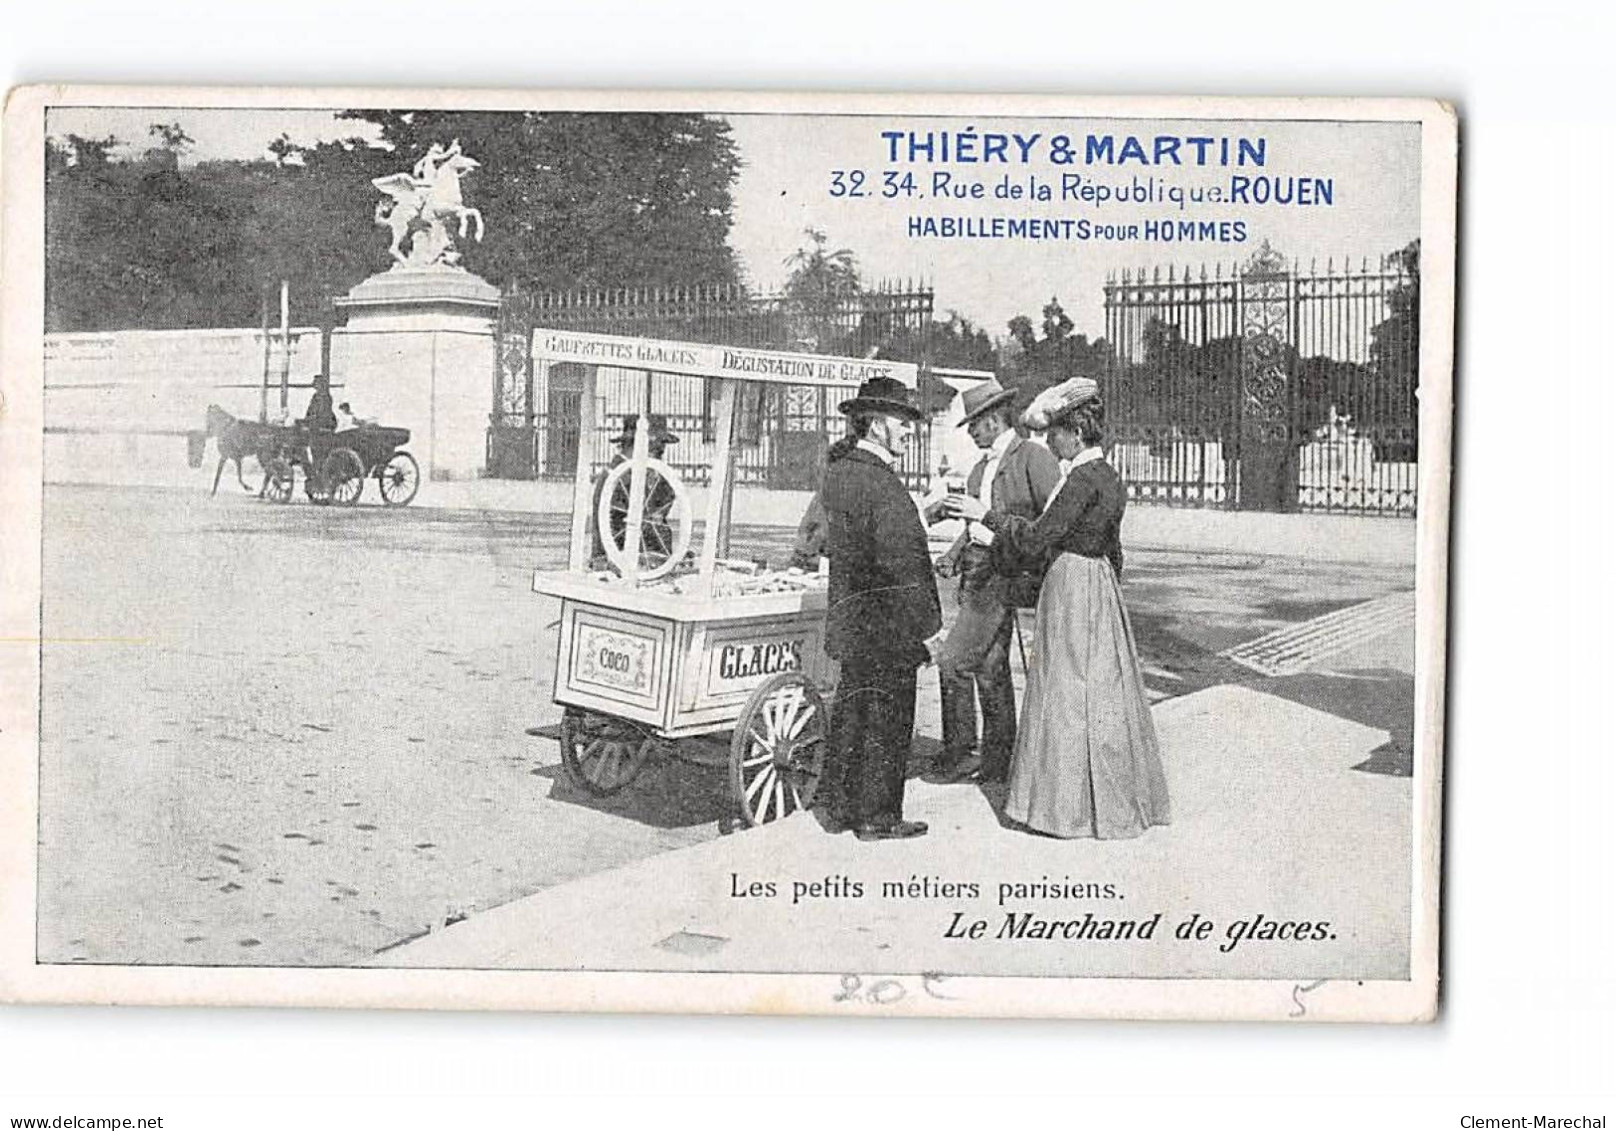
[[729, 673, 826, 828], [558, 709, 652, 797], [262, 458, 295, 504], [596, 457, 693, 581], [377, 451, 421, 507], [323, 448, 366, 507]]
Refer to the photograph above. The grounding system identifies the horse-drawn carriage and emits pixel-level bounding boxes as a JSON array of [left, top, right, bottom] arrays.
[[202, 405, 421, 507], [529, 329, 919, 830]]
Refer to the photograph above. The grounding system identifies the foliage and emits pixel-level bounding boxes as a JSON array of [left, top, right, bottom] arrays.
[[775, 227, 988, 413], [777, 227, 863, 351], [1094, 241, 1420, 458], [1001, 297, 1114, 414], [877, 312, 999, 414], [44, 110, 745, 331], [782, 228, 860, 299], [334, 110, 742, 292]]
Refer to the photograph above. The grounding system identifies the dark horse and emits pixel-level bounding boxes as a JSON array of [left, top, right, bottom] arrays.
[[200, 405, 291, 496]]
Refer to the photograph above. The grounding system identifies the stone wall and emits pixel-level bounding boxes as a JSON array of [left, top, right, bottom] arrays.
[[44, 327, 329, 486]]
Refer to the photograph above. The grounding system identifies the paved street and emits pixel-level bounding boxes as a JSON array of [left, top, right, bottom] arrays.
[[36, 484, 1415, 967]]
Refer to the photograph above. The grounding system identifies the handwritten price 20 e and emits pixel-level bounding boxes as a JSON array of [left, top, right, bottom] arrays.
[[833, 974, 957, 1006]]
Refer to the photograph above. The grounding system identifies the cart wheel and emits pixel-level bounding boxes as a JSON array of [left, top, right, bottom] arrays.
[[730, 672, 826, 827], [262, 458, 294, 504], [597, 456, 693, 582], [558, 709, 651, 796], [323, 448, 366, 507], [377, 451, 420, 507]]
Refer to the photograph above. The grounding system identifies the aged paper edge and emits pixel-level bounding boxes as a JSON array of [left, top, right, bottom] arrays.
[[0, 85, 1455, 1021]]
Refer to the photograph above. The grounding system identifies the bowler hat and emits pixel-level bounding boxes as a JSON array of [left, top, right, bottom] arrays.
[[611, 413, 679, 446], [837, 375, 925, 422], [956, 378, 1018, 427]]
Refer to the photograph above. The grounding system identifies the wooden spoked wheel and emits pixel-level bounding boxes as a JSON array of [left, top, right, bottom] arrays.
[[596, 457, 692, 581], [729, 673, 827, 827], [377, 451, 420, 507], [324, 448, 366, 507], [262, 457, 294, 504], [558, 709, 653, 797]]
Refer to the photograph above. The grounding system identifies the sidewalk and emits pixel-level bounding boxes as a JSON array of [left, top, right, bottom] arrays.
[[368, 682, 1411, 981]]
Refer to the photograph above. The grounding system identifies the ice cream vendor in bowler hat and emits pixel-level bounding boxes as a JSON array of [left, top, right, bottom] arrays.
[[922, 376, 1062, 784], [816, 375, 942, 841]]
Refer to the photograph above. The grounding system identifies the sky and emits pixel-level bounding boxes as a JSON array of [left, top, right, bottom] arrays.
[[46, 106, 1421, 341]]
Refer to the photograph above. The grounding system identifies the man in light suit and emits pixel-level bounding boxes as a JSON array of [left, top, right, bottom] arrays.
[[924, 378, 1062, 784]]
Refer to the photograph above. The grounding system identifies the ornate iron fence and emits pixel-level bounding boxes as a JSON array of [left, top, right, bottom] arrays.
[[1103, 242, 1419, 515], [489, 282, 937, 489]]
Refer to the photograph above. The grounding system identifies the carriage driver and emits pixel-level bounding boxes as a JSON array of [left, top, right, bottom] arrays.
[[299, 374, 338, 491], [303, 373, 337, 432]]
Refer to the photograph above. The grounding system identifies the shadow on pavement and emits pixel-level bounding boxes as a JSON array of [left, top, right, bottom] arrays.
[[523, 724, 948, 830], [1129, 610, 1415, 779], [524, 750, 735, 830], [1262, 669, 1416, 778]]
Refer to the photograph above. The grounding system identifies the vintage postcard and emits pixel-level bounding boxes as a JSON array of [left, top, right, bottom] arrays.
[[0, 87, 1454, 1020]]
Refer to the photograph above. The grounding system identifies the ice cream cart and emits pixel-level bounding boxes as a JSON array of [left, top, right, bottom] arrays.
[[530, 328, 919, 828]]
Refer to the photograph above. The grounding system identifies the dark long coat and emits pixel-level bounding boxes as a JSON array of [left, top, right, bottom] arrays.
[[820, 445, 941, 662]]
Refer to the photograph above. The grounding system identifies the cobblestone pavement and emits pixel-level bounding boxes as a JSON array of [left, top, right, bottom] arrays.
[[36, 485, 1414, 967]]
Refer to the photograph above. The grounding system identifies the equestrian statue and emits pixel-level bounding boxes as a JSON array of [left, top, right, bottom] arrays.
[[370, 139, 486, 268]]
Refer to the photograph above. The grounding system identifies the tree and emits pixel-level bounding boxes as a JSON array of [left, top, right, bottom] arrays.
[[779, 227, 863, 350], [783, 228, 860, 300], [1001, 297, 1113, 415], [873, 312, 998, 414], [44, 110, 747, 331], [147, 122, 194, 153], [266, 133, 303, 167], [331, 109, 743, 291]]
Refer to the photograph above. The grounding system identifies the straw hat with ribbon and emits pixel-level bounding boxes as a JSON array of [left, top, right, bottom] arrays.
[[1020, 377, 1100, 432]]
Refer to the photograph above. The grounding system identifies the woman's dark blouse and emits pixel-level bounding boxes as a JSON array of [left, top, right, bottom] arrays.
[[982, 457, 1126, 579]]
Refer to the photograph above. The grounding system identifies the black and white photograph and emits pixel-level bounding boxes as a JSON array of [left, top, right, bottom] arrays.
[[2, 89, 1453, 1021]]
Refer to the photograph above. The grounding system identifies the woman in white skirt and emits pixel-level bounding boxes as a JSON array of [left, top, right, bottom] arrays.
[[944, 376, 1169, 839]]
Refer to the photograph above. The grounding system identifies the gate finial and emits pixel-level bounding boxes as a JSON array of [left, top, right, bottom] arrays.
[[1243, 240, 1287, 279]]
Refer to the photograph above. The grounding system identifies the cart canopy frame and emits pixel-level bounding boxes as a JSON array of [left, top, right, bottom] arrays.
[[531, 327, 919, 597]]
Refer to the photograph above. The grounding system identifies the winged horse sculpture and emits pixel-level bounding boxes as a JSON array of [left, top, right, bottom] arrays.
[[371, 140, 486, 268]]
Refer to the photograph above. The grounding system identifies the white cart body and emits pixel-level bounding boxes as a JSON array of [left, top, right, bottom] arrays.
[[537, 575, 833, 738], [528, 330, 917, 821]]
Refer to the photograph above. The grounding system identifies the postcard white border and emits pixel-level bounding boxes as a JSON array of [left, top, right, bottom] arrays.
[[0, 85, 1454, 1021]]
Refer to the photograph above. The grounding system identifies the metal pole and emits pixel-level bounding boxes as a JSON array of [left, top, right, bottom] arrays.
[[258, 288, 271, 422], [278, 280, 292, 415], [319, 299, 333, 390]]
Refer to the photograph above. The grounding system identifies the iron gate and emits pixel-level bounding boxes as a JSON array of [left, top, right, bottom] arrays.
[[1102, 241, 1419, 515], [489, 282, 937, 489], [487, 284, 539, 479]]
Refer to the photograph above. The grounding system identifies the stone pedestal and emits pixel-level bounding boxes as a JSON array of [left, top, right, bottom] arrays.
[[331, 266, 500, 481]]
